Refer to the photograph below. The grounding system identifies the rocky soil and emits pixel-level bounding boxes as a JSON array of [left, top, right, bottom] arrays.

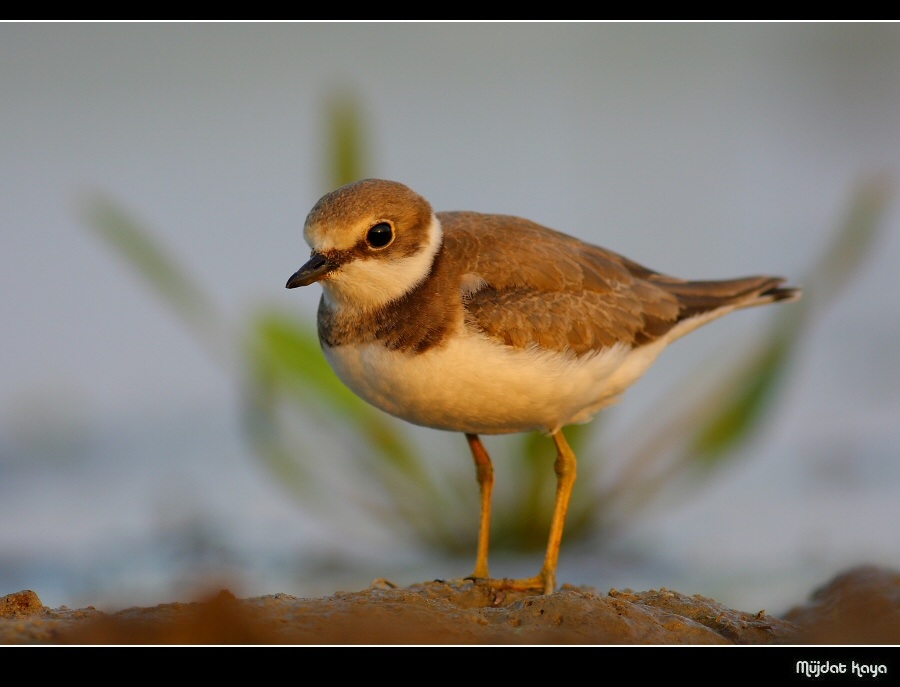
[[2, 565, 899, 645]]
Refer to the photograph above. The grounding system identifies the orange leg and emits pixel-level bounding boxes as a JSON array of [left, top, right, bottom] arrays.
[[536, 429, 577, 593], [465, 433, 493, 580], [464, 429, 577, 595]]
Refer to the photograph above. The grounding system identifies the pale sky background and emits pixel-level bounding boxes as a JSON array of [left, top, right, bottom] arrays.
[[1, 22, 899, 613]]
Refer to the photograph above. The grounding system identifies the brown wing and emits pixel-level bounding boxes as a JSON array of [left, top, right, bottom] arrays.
[[439, 212, 798, 356]]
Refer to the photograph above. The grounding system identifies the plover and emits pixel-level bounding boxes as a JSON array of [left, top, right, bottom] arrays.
[[286, 178, 800, 595]]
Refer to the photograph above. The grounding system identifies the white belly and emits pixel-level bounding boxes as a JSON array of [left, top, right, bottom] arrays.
[[322, 328, 670, 435]]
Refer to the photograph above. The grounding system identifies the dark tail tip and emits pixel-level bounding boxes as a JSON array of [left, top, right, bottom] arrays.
[[763, 282, 802, 303]]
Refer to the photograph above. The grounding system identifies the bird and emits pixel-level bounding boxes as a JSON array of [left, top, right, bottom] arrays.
[[285, 178, 801, 595]]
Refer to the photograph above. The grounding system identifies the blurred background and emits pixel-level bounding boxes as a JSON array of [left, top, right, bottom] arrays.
[[1, 22, 898, 616]]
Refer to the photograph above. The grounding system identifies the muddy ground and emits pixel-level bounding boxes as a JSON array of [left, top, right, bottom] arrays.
[[2, 565, 899, 645]]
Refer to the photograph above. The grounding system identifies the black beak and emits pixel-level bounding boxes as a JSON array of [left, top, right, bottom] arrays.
[[286, 252, 334, 288]]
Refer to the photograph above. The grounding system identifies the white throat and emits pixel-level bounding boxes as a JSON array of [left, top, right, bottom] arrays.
[[321, 216, 444, 313]]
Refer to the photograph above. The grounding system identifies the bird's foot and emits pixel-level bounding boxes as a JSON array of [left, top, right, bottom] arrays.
[[465, 572, 556, 595]]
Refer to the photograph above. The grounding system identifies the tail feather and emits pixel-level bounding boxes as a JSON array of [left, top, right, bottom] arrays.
[[661, 276, 801, 321]]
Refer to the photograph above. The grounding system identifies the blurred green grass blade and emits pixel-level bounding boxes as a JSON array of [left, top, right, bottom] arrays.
[[80, 193, 230, 366], [250, 309, 359, 406], [242, 367, 438, 539], [244, 308, 466, 544], [689, 330, 793, 463], [496, 423, 596, 551], [246, 308, 429, 482], [690, 172, 892, 465], [508, 432, 554, 549], [601, 173, 892, 522], [801, 172, 893, 316], [326, 91, 369, 188], [241, 376, 318, 495]]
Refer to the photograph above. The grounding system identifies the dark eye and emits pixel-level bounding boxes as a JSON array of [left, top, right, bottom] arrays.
[[366, 222, 394, 249]]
